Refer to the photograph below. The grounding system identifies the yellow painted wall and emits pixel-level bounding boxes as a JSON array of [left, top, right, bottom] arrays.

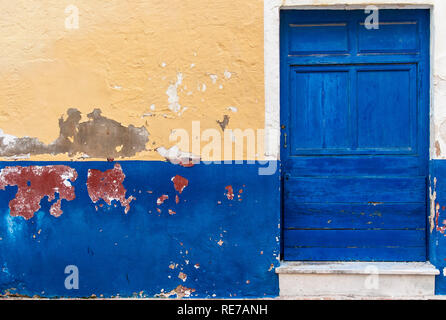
[[0, 0, 264, 161]]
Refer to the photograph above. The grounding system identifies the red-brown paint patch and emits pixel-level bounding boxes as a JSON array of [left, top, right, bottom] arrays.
[[225, 185, 234, 200], [436, 202, 446, 234], [0, 165, 78, 220], [168, 209, 176, 215], [171, 175, 189, 194], [178, 272, 187, 282], [87, 163, 134, 214], [157, 285, 195, 298], [175, 195, 180, 204], [49, 199, 63, 217], [179, 161, 194, 168], [157, 195, 169, 205]]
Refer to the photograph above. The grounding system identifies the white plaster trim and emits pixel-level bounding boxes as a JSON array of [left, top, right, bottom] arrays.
[[264, 0, 445, 160], [276, 261, 439, 275], [264, 0, 281, 160]]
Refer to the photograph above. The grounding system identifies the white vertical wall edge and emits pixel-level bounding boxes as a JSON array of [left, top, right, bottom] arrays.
[[264, 0, 281, 160], [264, 0, 446, 160]]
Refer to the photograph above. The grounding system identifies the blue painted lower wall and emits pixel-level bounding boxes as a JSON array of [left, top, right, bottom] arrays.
[[429, 160, 446, 295], [0, 161, 280, 298], [7, 159, 446, 297]]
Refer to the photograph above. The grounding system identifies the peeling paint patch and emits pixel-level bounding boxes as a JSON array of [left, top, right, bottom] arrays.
[[436, 202, 446, 234], [157, 145, 200, 167], [156, 285, 195, 299], [0, 130, 17, 146], [87, 163, 135, 213], [166, 73, 184, 114], [430, 177, 438, 233], [198, 83, 206, 92], [227, 106, 238, 113], [225, 185, 234, 200], [157, 195, 169, 206], [217, 115, 230, 131], [49, 199, 63, 217], [436, 141, 442, 158], [0, 165, 77, 219], [178, 272, 187, 282], [209, 74, 218, 84], [0, 108, 149, 159], [171, 175, 189, 194]]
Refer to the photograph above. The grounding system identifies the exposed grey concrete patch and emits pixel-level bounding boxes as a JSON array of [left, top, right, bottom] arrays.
[[0, 136, 47, 158], [216, 115, 230, 131], [0, 108, 149, 159]]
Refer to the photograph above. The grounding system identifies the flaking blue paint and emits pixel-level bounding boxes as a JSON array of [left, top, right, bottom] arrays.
[[0, 161, 280, 298], [429, 160, 446, 295]]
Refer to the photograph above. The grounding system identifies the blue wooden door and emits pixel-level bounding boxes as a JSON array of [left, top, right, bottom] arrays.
[[281, 10, 430, 261]]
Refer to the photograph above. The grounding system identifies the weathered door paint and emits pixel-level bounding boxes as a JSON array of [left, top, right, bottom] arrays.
[[281, 10, 430, 261]]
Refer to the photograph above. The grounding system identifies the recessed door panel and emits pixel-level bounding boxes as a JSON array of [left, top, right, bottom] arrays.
[[357, 67, 415, 151], [290, 70, 350, 152]]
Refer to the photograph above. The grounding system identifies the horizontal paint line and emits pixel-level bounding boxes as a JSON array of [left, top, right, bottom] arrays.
[[284, 177, 426, 179], [358, 52, 420, 56], [290, 152, 416, 155], [285, 175, 426, 179], [284, 202, 425, 204], [287, 60, 421, 65], [288, 53, 351, 57], [359, 21, 417, 26], [285, 246, 425, 249], [290, 23, 347, 27], [0, 160, 279, 164], [285, 228, 426, 231]]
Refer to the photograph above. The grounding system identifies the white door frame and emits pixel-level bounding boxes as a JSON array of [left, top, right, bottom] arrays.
[[263, 1, 441, 162]]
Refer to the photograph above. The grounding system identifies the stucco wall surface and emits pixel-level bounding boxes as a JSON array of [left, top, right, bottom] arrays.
[[2, 0, 446, 298], [0, 0, 265, 162], [0, 0, 281, 299]]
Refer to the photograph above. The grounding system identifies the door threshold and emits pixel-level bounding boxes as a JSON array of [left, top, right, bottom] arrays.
[[276, 261, 439, 297], [276, 261, 439, 275]]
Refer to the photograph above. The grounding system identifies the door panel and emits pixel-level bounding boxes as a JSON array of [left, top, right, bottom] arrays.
[[285, 247, 427, 261], [290, 70, 351, 151], [284, 177, 426, 203], [357, 21, 419, 54], [281, 10, 430, 261], [284, 203, 426, 230], [285, 230, 425, 248], [356, 67, 415, 151], [289, 23, 349, 55], [283, 156, 422, 176]]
